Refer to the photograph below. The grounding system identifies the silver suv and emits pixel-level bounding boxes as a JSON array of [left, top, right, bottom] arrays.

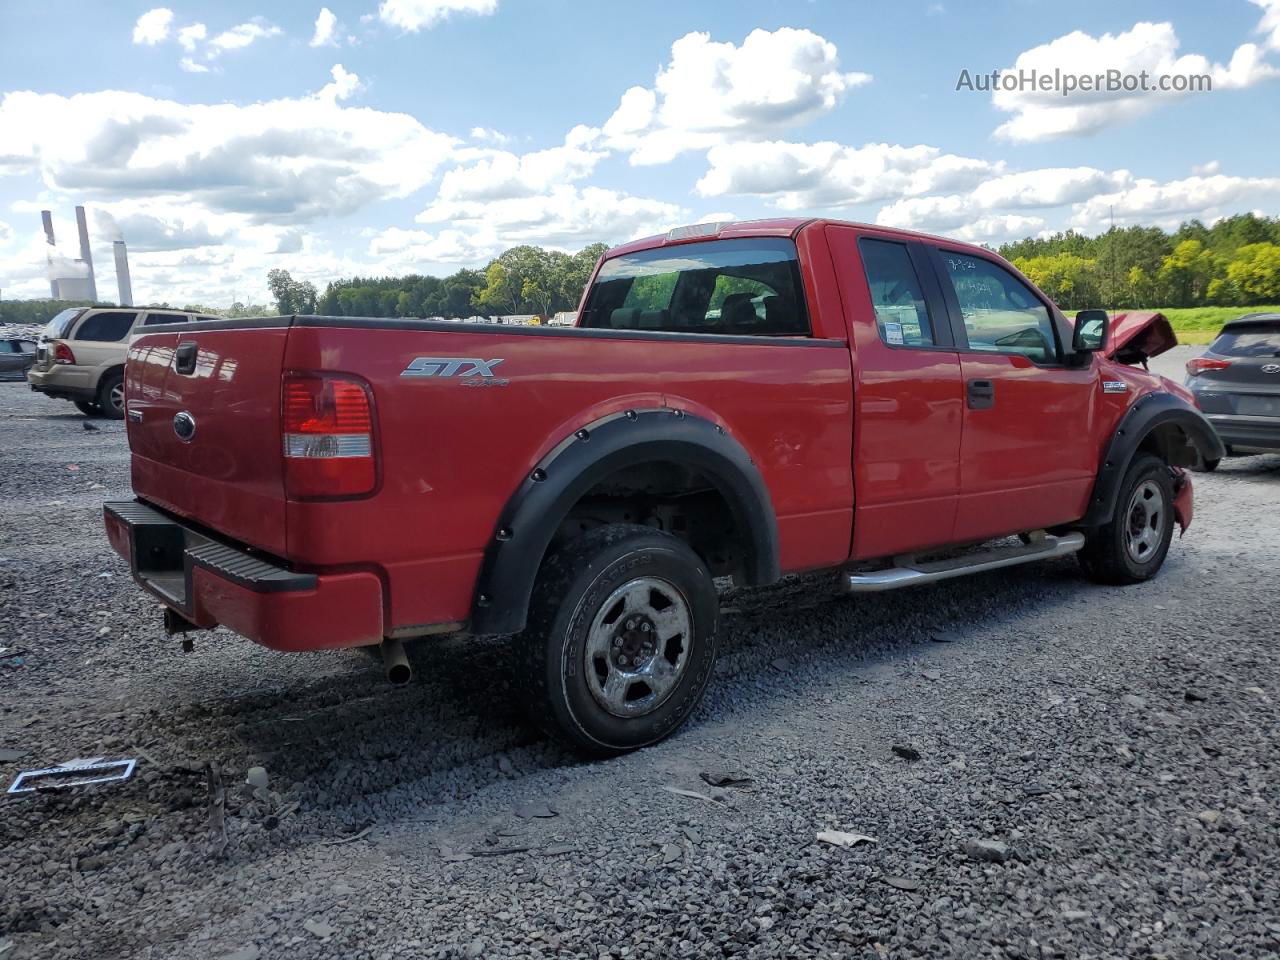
[[27, 307, 217, 418]]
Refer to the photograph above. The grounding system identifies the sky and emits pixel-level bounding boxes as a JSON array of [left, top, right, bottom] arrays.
[[1, 0, 1278, 307]]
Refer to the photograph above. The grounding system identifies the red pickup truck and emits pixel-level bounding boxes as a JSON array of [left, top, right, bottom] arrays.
[[104, 219, 1222, 754]]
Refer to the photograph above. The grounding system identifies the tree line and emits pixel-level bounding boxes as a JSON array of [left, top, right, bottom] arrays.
[[1000, 213, 1280, 311], [271, 242, 609, 319]]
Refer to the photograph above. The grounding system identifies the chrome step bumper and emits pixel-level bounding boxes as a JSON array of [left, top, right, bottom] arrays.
[[846, 532, 1085, 593]]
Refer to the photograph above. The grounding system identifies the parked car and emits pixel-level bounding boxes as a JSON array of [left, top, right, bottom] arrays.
[[103, 219, 1221, 755], [27, 307, 219, 418], [1185, 312, 1280, 468], [0, 333, 37, 381]]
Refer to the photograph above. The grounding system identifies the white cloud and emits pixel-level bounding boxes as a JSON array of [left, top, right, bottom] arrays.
[[876, 167, 1132, 232], [470, 126, 512, 145], [1251, 0, 1280, 51], [179, 57, 210, 74], [311, 7, 340, 47], [177, 23, 207, 52], [416, 185, 687, 256], [377, 0, 498, 32], [208, 20, 283, 56], [1192, 160, 1221, 175], [992, 21, 1278, 142], [1068, 173, 1280, 230], [132, 8, 174, 45], [0, 66, 458, 224], [599, 28, 871, 165], [695, 140, 1001, 210], [437, 128, 604, 202]]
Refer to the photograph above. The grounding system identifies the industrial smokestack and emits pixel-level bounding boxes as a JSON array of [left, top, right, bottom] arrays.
[[113, 241, 133, 307], [41, 210, 57, 297], [75, 206, 98, 303]]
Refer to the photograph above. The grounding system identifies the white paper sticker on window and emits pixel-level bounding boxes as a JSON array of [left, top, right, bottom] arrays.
[[884, 322, 904, 345]]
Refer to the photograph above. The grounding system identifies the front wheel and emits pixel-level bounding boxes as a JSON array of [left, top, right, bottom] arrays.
[[519, 523, 720, 756], [1079, 453, 1175, 584]]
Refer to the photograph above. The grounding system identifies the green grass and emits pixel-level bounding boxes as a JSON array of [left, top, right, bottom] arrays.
[[1153, 305, 1280, 345]]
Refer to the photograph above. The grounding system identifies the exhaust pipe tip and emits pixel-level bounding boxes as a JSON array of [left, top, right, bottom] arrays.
[[381, 638, 412, 685]]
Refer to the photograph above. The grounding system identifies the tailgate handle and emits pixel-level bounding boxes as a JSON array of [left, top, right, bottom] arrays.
[[174, 341, 198, 375]]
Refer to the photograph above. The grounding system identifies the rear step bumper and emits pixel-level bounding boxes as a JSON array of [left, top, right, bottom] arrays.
[[847, 532, 1085, 593], [103, 500, 384, 652]]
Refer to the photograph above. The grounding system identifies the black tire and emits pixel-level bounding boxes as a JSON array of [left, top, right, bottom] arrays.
[[74, 400, 101, 416], [1192, 457, 1220, 473], [519, 523, 720, 756], [1079, 454, 1175, 585], [97, 370, 125, 420]]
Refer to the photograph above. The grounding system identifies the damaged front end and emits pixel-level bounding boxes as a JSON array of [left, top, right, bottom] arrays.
[[1106, 311, 1179, 366]]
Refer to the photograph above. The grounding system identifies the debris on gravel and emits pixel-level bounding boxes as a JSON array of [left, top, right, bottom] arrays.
[[962, 838, 1013, 863], [1, 380, 1278, 959]]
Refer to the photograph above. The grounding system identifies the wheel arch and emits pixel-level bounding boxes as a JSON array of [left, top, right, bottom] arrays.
[[470, 408, 780, 635], [1080, 391, 1224, 527]]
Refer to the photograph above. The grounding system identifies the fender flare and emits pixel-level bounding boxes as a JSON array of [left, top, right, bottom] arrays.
[[1080, 391, 1224, 527], [470, 408, 780, 635]]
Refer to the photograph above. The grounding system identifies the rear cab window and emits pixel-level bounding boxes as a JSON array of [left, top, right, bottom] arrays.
[[1211, 322, 1280, 357], [937, 252, 1060, 364], [580, 238, 810, 337], [73, 311, 139, 342]]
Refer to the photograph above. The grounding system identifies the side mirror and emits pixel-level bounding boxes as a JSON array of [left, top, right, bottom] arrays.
[[1073, 309, 1108, 353]]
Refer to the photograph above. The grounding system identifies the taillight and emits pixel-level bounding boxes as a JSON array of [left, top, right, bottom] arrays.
[[1186, 356, 1231, 377], [281, 374, 377, 498], [53, 342, 76, 365]]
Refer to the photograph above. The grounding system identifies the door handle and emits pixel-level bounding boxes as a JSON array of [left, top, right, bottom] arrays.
[[174, 341, 198, 375], [967, 379, 994, 410]]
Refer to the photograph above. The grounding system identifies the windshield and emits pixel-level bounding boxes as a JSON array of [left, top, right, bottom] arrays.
[[42, 308, 85, 340], [579, 237, 809, 337]]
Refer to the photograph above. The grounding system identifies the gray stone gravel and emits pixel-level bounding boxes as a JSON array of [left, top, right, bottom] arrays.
[[1, 379, 1278, 959]]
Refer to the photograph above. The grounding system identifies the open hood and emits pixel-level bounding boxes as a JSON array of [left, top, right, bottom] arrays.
[[1106, 311, 1178, 364]]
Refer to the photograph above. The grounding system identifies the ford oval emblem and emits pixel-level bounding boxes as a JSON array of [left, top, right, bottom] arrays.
[[173, 411, 197, 442]]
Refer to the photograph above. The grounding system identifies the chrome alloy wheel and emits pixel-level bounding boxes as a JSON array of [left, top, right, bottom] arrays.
[[1124, 479, 1165, 563], [584, 576, 692, 718], [108, 381, 125, 415]]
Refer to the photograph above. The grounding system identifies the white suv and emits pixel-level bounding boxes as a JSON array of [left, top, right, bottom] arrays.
[[27, 307, 218, 418]]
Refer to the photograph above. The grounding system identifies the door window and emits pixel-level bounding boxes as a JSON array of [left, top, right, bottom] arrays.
[[859, 238, 936, 347], [73, 311, 138, 342], [938, 253, 1058, 363]]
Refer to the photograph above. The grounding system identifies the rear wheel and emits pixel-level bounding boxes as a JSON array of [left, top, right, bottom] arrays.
[[519, 523, 720, 756], [1079, 454, 1175, 584], [97, 371, 125, 420], [74, 400, 100, 416]]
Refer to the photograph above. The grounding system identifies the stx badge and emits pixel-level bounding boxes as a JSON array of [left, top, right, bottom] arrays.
[[401, 357, 505, 378]]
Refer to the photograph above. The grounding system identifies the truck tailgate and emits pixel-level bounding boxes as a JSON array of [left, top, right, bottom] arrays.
[[126, 325, 291, 557]]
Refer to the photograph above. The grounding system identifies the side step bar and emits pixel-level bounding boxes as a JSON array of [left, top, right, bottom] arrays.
[[847, 532, 1086, 593]]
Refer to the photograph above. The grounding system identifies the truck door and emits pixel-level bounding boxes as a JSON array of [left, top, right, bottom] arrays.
[[827, 226, 964, 559], [927, 246, 1099, 541]]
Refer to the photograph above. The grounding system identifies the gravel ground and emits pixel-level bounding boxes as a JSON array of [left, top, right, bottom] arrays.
[[1, 375, 1278, 960]]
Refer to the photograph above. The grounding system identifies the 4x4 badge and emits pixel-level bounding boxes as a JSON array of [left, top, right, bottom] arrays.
[[1262, 364, 1280, 374], [1102, 381, 1128, 394]]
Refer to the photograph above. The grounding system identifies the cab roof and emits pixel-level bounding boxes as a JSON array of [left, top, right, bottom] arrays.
[[605, 217, 998, 261]]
